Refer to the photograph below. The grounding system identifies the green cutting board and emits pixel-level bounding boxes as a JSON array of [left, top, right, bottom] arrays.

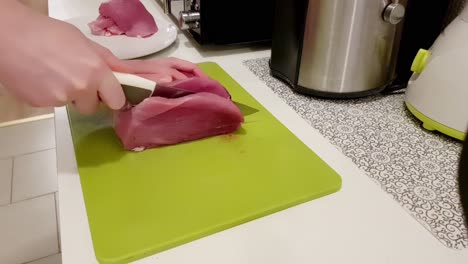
[[67, 62, 342, 264]]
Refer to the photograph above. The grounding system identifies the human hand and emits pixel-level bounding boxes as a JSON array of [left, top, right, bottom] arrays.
[[0, 1, 126, 114], [110, 57, 209, 83]]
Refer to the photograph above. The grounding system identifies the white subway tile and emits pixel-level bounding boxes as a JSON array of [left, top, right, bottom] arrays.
[[12, 149, 58, 202], [0, 194, 59, 264], [0, 158, 13, 206], [26, 254, 62, 264], [0, 118, 55, 159]]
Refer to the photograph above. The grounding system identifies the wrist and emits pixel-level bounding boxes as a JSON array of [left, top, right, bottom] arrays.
[[0, 1, 32, 77], [0, 0, 22, 15], [0, 0, 37, 47], [0, 1, 35, 27]]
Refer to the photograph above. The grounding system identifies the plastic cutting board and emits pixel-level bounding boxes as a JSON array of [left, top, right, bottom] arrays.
[[67, 62, 342, 264]]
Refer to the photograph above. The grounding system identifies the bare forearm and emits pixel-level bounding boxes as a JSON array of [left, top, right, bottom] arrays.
[[0, 0, 125, 112], [0, 0, 33, 51], [0, 1, 27, 22]]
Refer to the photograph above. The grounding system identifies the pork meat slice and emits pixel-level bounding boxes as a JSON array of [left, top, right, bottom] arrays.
[[88, 0, 158, 38], [114, 92, 244, 151], [149, 77, 232, 99], [88, 16, 114, 36]]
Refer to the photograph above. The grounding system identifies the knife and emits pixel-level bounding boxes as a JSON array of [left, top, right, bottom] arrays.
[[112, 72, 257, 116], [112, 71, 195, 105]]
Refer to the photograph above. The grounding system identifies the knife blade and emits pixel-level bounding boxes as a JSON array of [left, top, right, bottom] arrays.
[[112, 72, 249, 112], [112, 72, 195, 105]]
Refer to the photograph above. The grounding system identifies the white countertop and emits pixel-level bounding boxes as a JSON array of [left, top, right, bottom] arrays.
[[50, 1, 468, 263]]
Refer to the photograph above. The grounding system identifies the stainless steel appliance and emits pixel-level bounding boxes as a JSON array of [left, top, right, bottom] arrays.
[[269, 0, 407, 98], [157, 0, 275, 45]]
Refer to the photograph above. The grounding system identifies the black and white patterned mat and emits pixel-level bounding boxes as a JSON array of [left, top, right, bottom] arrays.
[[243, 58, 467, 249]]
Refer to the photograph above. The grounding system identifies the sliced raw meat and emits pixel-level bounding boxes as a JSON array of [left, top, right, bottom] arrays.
[[149, 77, 232, 100], [114, 92, 244, 151], [88, 17, 117, 36], [88, 0, 158, 38], [106, 24, 125, 35]]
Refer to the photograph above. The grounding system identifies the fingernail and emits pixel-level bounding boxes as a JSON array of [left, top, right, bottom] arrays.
[[120, 101, 132, 110]]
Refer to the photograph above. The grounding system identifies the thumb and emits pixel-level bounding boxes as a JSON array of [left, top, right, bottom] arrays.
[[90, 41, 129, 72], [98, 68, 126, 110]]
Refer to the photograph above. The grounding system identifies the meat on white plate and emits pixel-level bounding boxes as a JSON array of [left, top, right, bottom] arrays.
[[88, 0, 158, 38], [114, 77, 244, 151]]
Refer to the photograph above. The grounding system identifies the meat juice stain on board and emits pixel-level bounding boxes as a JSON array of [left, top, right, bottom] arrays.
[[218, 101, 257, 142], [220, 134, 237, 142], [220, 127, 246, 143], [217, 102, 257, 151]]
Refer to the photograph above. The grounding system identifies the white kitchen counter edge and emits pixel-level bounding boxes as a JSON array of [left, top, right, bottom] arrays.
[[51, 1, 468, 263]]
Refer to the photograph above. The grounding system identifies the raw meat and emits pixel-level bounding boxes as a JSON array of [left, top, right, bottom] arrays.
[[88, 17, 124, 36], [88, 0, 158, 38], [150, 77, 232, 99], [114, 92, 244, 151]]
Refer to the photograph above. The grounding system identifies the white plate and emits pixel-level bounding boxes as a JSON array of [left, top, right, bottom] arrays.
[[65, 15, 177, 59]]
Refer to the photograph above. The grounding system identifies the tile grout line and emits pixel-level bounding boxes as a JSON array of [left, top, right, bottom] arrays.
[[53, 117, 62, 253], [10, 157, 14, 204], [52, 117, 61, 253], [0, 113, 54, 129], [7, 191, 57, 205], [18, 147, 56, 157], [0, 117, 56, 159], [21, 252, 60, 264], [0, 147, 57, 161], [54, 193, 61, 252], [1, 146, 58, 206]]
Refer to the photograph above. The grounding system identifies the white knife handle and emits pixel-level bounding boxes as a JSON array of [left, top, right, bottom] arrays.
[[112, 71, 156, 92]]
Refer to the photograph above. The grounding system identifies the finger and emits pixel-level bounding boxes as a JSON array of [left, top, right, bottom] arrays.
[[138, 73, 173, 83], [114, 59, 151, 73], [90, 41, 113, 59], [169, 69, 189, 80], [90, 41, 129, 72], [28, 96, 65, 108], [164, 58, 208, 78], [192, 68, 209, 78], [31, 84, 69, 108], [15, 87, 67, 108], [72, 92, 100, 114], [164, 57, 197, 69], [97, 69, 126, 110], [117, 58, 202, 75], [165, 58, 206, 75], [177, 68, 207, 78]]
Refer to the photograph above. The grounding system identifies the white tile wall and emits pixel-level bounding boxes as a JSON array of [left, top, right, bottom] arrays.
[[26, 254, 62, 264], [0, 158, 13, 206], [0, 194, 59, 264], [12, 149, 58, 202], [0, 118, 55, 159], [0, 117, 61, 264]]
